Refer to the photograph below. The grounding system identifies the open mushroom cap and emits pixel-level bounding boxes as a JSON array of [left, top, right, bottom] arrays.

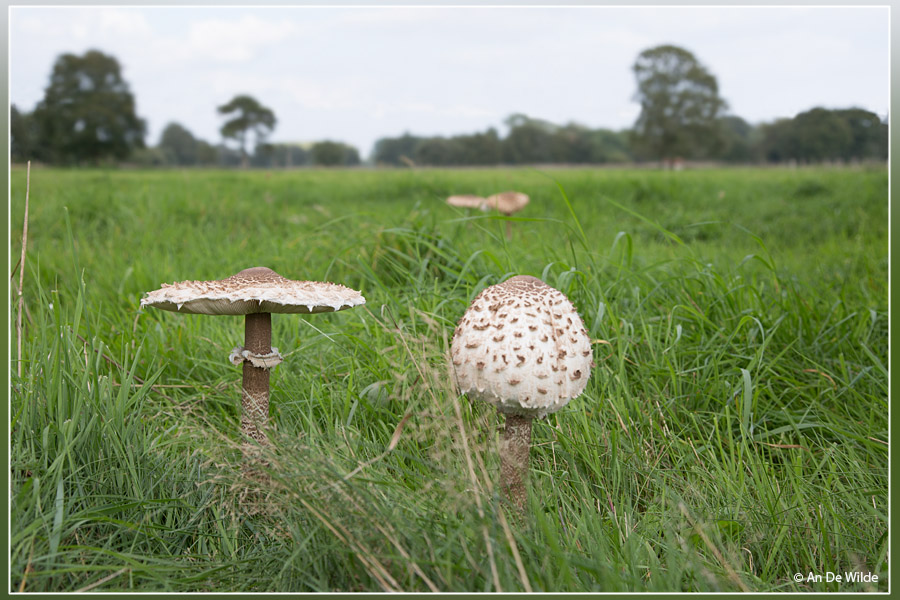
[[485, 191, 529, 215], [446, 194, 488, 210], [141, 266, 366, 315], [450, 275, 592, 419]]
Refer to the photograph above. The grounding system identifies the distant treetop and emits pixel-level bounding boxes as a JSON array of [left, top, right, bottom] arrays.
[[30, 49, 146, 165], [630, 44, 727, 163], [218, 94, 277, 168]]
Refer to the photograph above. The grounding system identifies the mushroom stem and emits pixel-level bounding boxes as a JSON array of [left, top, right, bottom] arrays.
[[500, 413, 532, 511], [241, 312, 272, 443], [504, 220, 513, 240]]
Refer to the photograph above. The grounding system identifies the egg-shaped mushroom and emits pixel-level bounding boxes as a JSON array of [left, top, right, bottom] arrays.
[[450, 275, 593, 510]]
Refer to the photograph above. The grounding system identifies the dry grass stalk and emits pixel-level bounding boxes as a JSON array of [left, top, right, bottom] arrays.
[[678, 503, 750, 592], [16, 161, 31, 379], [497, 507, 532, 592], [73, 568, 129, 593], [164, 303, 508, 592], [381, 306, 502, 588], [444, 332, 502, 591]]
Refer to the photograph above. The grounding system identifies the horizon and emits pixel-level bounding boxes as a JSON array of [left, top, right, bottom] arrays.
[[10, 6, 889, 160]]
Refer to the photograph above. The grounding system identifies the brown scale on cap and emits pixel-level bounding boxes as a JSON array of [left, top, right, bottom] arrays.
[[142, 266, 365, 316], [449, 275, 593, 419]]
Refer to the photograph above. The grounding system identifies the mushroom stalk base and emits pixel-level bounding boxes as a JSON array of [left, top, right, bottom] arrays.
[[241, 312, 272, 444], [500, 414, 532, 512]]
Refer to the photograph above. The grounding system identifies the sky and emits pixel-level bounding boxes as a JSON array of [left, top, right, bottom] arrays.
[[9, 5, 890, 160]]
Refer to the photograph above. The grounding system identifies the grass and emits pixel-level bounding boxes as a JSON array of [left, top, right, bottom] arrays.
[[9, 165, 888, 592]]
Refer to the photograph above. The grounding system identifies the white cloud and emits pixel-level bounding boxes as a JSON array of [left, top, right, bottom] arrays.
[[187, 15, 298, 63], [280, 77, 363, 111], [15, 7, 152, 41], [335, 7, 447, 27], [96, 9, 153, 38]]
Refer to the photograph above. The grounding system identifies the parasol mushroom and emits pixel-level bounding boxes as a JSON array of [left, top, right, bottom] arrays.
[[450, 275, 592, 510], [141, 266, 365, 444]]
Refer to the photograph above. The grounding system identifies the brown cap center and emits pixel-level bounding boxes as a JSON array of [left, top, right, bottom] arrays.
[[501, 275, 546, 291]]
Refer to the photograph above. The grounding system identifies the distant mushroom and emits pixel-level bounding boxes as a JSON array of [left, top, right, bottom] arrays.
[[446, 194, 488, 210], [485, 191, 529, 239], [141, 267, 365, 444], [450, 275, 592, 510]]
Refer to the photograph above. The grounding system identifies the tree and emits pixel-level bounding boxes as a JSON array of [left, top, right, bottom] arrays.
[[259, 143, 310, 168], [786, 108, 852, 162], [11, 104, 38, 163], [586, 129, 632, 163], [217, 95, 276, 168], [456, 128, 502, 165], [31, 50, 145, 164], [501, 114, 557, 164], [310, 141, 360, 166], [835, 108, 888, 161], [156, 122, 219, 166], [718, 115, 758, 163], [343, 146, 362, 166], [130, 146, 168, 167], [415, 137, 464, 165], [195, 140, 218, 166], [372, 133, 423, 166], [631, 45, 727, 164], [758, 118, 795, 163], [158, 122, 200, 166], [757, 108, 887, 164]]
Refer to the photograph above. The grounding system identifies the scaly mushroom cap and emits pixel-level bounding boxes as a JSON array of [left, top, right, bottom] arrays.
[[141, 267, 366, 315], [486, 191, 529, 216], [450, 275, 592, 419], [446, 194, 488, 210]]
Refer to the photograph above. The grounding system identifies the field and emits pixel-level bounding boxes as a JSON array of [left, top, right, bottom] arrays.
[[9, 165, 888, 592]]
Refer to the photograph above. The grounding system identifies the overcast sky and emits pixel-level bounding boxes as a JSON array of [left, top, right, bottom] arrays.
[[9, 5, 890, 159]]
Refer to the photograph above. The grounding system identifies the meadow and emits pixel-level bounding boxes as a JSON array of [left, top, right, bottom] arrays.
[[9, 165, 888, 592]]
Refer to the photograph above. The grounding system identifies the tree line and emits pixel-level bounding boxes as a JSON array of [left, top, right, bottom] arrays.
[[10, 49, 361, 168], [370, 107, 886, 167], [374, 45, 886, 167], [133, 122, 361, 168], [10, 47, 887, 168]]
